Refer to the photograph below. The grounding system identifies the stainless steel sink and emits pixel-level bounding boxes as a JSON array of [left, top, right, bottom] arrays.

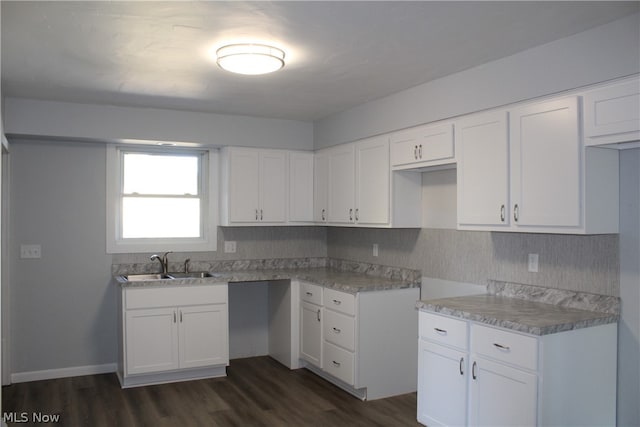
[[167, 272, 214, 279]]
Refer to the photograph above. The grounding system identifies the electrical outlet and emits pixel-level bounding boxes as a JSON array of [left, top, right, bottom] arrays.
[[373, 243, 379, 257], [21, 244, 42, 259], [528, 253, 539, 273], [224, 241, 237, 253]]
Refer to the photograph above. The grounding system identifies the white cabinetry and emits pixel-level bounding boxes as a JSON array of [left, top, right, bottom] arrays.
[[322, 137, 421, 228], [300, 286, 420, 400], [417, 310, 617, 426], [313, 150, 329, 223], [457, 96, 618, 234], [118, 284, 229, 388], [289, 151, 314, 223], [584, 77, 640, 147], [299, 282, 323, 368], [220, 147, 287, 225], [391, 122, 455, 170]]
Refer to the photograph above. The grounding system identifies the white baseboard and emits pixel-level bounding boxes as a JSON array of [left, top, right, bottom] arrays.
[[11, 363, 117, 384]]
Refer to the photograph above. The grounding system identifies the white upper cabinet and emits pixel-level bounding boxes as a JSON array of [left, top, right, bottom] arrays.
[[289, 151, 314, 223], [220, 147, 287, 225], [510, 97, 581, 228], [390, 122, 455, 170], [584, 77, 640, 147], [355, 136, 390, 225], [327, 143, 356, 224], [457, 96, 619, 234], [456, 110, 510, 228], [313, 150, 329, 223]]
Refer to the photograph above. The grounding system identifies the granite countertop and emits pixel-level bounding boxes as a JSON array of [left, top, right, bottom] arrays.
[[115, 262, 420, 294], [416, 280, 620, 336]]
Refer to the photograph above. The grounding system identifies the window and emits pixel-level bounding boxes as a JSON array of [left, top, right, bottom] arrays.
[[106, 146, 218, 253]]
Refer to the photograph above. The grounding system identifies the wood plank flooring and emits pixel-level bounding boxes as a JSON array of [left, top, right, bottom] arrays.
[[2, 357, 420, 426]]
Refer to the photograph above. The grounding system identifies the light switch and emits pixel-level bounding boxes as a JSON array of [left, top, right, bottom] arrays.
[[224, 241, 237, 253], [21, 244, 42, 259]]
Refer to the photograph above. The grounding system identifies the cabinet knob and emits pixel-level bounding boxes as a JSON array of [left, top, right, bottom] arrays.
[[255, 209, 259, 221], [332, 360, 341, 367], [321, 208, 326, 221], [500, 204, 505, 222], [317, 309, 321, 322], [472, 361, 477, 380], [260, 209, 263, 221], [349, 208, 353, 221], [514, 204, 519, 222], [332, 299, 342, 305], [434, 327, 447, 335], [332, 327, 341, 334], [355, 208, 359, 221], [493, 342, 511, 351], [173, 311, 177, 323], [419, 144, 423, 159], [414, 145, 418, 160], [459, 357, 464, 376]]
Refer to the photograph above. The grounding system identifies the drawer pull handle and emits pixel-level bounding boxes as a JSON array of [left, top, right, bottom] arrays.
[[434, 327, 447, 335], [459, 357, 464, 376], [332, 327, 341, 333], [332, 299, 342, 305], [332, 360, 341, 367], [493, 343, 511, 351], [418, 144, 423, 159], [472, 361, 477, 380], [414, 145, 418, 159], [306, 292, 313, 296], [514, 204, 519, 222], [500, 204, 505, 222], [179, 310, 183, 323], [173, 311, 177, 323], [349, 208, 353, 221], [321, 208, 326, 221], [317, 309, 321, 322]]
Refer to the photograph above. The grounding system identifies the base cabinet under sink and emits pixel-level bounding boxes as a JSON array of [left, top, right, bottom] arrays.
[[118, 284, 229, 388]]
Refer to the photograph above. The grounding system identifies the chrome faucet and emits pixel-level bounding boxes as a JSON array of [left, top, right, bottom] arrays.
[[150, 251, 172, 275]]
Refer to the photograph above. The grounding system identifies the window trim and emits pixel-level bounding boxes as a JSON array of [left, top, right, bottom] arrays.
[[106, 145, 218, 253]]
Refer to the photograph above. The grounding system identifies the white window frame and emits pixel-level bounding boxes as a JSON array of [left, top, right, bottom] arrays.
[[106, 145, 218, 253]]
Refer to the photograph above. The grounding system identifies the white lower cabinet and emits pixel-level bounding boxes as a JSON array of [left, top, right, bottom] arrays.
[[418, 310, 617, 426], [118, 284, 229, 388], [300, 286, 420, 400]]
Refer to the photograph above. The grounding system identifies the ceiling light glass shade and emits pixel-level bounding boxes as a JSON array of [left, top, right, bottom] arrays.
[[216, 44, 285, 75]]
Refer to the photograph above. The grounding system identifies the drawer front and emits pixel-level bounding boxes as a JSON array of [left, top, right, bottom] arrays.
[[323, 341, 355, 385], [391, 122, 454, 166], [300, 281, 323, 305], [471, 324, 538, 371], [125, 285, 227, 309], [323, 309, 355, 351], [323, 288, 356, 316], [419, 311, 468, 350]]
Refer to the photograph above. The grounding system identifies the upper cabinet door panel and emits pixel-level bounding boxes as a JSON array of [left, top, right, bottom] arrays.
[[328, 144, 355, 224], [229, 149, 261, 223], [313, 151, 329, 223], [510, 97, 581, 228], [584, 78, 640, 145], [260, 151, 287, 223], [456, 111, 510, 227], [391, 122, 454, 169], [356, 136, 389, 225], [289, 152, 314, 223]]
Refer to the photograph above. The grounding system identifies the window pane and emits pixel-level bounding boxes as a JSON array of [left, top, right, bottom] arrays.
[[122, 198, 201, 238], [123, 153, 199, 195]]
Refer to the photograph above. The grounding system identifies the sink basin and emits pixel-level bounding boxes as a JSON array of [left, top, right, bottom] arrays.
[[123, 273, 174, 282], [167, 271, 214, 279]]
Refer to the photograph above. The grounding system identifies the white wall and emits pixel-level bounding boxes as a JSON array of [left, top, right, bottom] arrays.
[[314, 13, 640, 148], [618, 149, 640, 427], [4, 98, 314, 151]]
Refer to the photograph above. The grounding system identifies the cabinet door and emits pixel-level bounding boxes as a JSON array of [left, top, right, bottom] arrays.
[[584, 78, 640, 144], [300, 302, 323, 367], [125, 308, 179, 375], [313, 151, 329, 223], [328, 144, 355, 224], [469, 357, 537, 427], [179, 304, 228, 369], [289, 152, 314, 222], [391, 122, 454, 168], [418, 340, 467, 427], [260, 151, 287, 223], [457, 111, 510, 227], [356, 136, 390, 225], [510, 97, 581, 227], [229, 149, 261, 223]]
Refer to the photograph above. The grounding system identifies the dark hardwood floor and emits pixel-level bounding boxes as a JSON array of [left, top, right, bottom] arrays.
[[2, 357, 420, 426]]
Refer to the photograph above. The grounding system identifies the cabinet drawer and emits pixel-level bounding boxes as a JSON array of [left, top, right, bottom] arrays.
[[420, 311, 468, 350], [125, 285, 227, 310], [471, 324, 538, 371], [323, 288, 356, 316], [323, 341, 355, 385], [300, 281, 323, 305], [323, 309, 355, 351]]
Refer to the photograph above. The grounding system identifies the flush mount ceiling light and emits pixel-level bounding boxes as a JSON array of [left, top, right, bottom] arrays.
[[216, 43, 285, 75]]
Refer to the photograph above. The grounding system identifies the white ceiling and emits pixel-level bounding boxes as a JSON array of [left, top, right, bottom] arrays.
[[2, 1, 638, 122]]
